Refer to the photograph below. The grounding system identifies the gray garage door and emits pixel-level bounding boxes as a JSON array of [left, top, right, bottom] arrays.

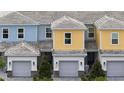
[[12, 61, 31, 77], [59, 61, 78, 77], [107, 61, 124, 77]]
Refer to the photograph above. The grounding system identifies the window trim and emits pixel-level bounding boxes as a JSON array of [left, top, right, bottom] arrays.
[[45, 27, 52, 39], [64, 32, 72, 45], [2, 28, 9, 40], [111, 32, 119, 45], [17, 27, 25, 40]]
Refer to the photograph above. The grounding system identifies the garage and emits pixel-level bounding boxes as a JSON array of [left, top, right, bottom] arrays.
[[12, 61, 31, 77], [59, 61, 78, 77], [107, 61, 124, 80], [4, 42, 40, 77]]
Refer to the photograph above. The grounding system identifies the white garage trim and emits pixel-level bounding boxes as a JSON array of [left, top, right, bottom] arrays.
[[53, 56, 85, 71], [7, 56, 37, 71], [100, 56, 124, 71]]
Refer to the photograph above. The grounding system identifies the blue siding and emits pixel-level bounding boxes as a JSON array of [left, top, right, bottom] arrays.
[[37, 25, 51, 41], [0, 25, 37, 42]]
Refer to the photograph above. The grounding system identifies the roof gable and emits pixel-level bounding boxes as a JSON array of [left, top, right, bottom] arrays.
[[0, 12, 38, 25], [51, 16, 87, 30], [4, 42, 40, 56], [94, 15, 124, 29]]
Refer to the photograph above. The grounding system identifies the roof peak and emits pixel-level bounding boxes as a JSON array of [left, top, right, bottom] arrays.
[[94, 15, 124, 29], [51, 16, 87, 30]]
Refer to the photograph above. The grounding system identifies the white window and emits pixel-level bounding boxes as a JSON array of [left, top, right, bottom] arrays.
[[46, 27, 52, 39], [88, 27, 94, 39], [2, 28, 8, 39], [64, 33, 72, 44], [18, 28, 24, 39], [111, 32, 119, 44]]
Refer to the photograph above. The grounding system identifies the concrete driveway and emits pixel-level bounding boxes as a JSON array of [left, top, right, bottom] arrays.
[[0, 70, 33, 81]]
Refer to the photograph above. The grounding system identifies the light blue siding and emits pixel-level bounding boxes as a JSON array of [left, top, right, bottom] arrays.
[[37, 25, 51, 41], [0, 25, 37, 42]]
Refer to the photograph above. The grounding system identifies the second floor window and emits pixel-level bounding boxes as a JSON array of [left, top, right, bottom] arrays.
[[3, 28, 8, 39], [46, 27, 52, 39], [111, 32, 119, 44], [88, 27, 94, 38], [18, 28, 24, 39], [64, 33, 72, 44]]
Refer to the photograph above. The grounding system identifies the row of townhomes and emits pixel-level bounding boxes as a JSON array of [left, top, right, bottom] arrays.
[[0, 11, 124, 80]]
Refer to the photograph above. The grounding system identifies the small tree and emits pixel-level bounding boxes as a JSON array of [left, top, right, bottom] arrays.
[[0, 57, 5, 70], [38, 55, 51, 79], [90, 61, 105, 79]]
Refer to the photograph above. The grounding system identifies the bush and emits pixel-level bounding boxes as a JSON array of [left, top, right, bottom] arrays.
[[0, 77, 4, 81], [0, 57, 5, 69], [89, 61, 105, 79], [38, 55, 52, 79], [95, 76, 107, 81], [33, 77, 53, 81]]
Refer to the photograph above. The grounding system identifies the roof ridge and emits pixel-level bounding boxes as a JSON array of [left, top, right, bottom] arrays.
[[16, 11, 39, 24]]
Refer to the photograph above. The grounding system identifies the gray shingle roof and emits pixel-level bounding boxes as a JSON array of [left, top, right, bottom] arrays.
[[19, 11, 124, 24], [0, 12, 38, 25], [53, 50, 87, 57], [4, 42, 40, 56], [94, 15, 124, 29], [51, 16, 87, 30]]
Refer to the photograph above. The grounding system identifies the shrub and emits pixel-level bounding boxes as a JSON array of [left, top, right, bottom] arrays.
[[0, 77, 4, 81], [89, 61, 105, 79], [0, 57, 5, 69], [38, 55, 52, 79], [33, 77, 53, 81], [95, 76, 107, 81]]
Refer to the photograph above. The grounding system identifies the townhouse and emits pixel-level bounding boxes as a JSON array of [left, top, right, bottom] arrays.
[[0, 11, 124, 80]]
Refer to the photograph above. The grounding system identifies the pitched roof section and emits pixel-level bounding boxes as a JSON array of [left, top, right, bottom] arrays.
[[19, 11, 124, 24], [0, 12, 38, 25], [94, 15, 124, 29], [51, 16, 87, 30], [4, 42, 40, 56]]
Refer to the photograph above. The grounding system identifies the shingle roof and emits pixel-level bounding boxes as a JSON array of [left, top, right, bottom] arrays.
[[4, 42, 40, 56], [51, 16, 87, 30], [94, 15, 124, 29], [19, 11, 124, 24], [1, 11, 124, 25], [0, 12, 38, 25]]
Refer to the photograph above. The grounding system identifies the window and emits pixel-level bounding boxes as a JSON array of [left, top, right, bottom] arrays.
[[111, 32, 119, 44], [2, 28, 8, 39], [46, 27, 52, 38], [64, 33, 71, 44], [18, 28, 24, 39], [88, 28, 94, 38]]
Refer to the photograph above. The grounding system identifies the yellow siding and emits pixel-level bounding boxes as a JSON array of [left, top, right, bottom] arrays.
[[96, 30, 124, 50], [53, 30, 84, 51], [96, 30, 100, 49]]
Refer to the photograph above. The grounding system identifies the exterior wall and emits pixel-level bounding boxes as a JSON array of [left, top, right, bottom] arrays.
[[96, 29, 100, 49], [53, 30, 84, 51], [0, 25, 38, 42], [37, 25, 51, 41], [96, 30, 124, 50], [100, 56, 124, 71], [7, 56, 37, 71], [53, 56, 85, 71]]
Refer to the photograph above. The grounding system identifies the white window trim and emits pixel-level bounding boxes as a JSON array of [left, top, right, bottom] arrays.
[[45, 27, 52, 39], [111, 32, 119, 45], [17, 27, 25, 40], [64, 32, 72, 45], [2, 27, 9, 40]]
